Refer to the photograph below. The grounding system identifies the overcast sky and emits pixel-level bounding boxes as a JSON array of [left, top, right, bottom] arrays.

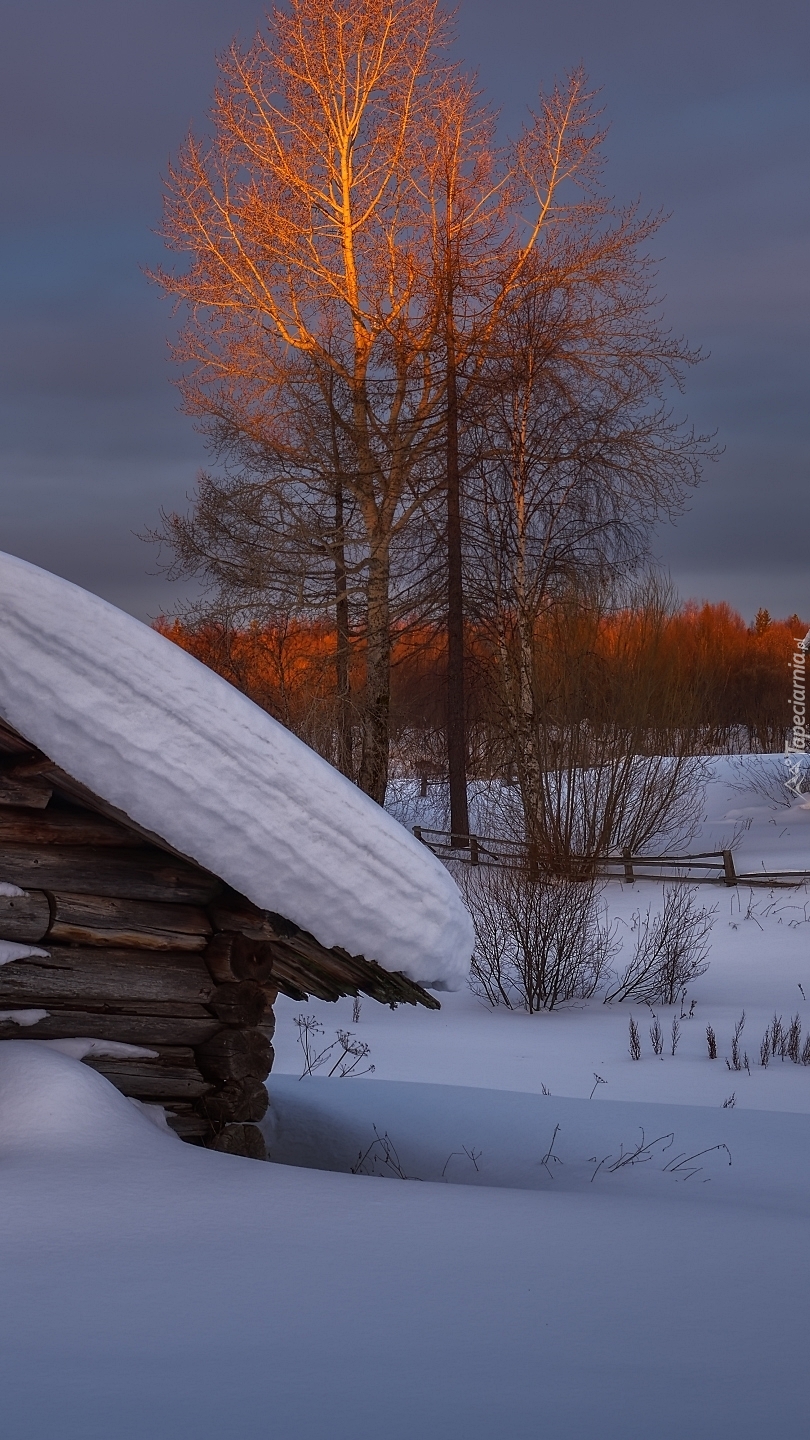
[[1, 0, 807, 621]]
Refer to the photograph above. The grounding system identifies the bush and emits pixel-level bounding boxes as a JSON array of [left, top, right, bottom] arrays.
[[462, 866, 617, 1012], [605, 886, 716, 1004]]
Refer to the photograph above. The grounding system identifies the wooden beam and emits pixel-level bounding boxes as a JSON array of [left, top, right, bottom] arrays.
[[195, 1028, 273, 1084], [47, 892, 212, 952], [0, 945, 215, 1007], [0, 1007, 221, 1047], [0, 844, 221, 903], [164, 1107, 211, 1143], [203, 932, 274, 985], [208, 1124, 267, 1160], [0, 889, 50, 942], [0, 775, 52, 809], [199, 1077, 269, 1124], [83, 1048, 212, 1100], [207, 980, 268, 1028], [0, 806, 134, 847]]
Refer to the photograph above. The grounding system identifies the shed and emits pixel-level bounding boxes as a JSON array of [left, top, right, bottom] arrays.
[[0, 553, 472, 1157]]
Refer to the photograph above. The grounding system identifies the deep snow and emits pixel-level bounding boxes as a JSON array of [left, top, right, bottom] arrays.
[[2, 1041, 810, 1440], [272, 755, 810, 1112], [1, 757, 809, 1437], [0, 551, 471, 987]]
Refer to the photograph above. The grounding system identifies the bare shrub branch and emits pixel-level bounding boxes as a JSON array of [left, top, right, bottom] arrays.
[[461, 865, 618, 1011], [604, 885, 715, 1004]]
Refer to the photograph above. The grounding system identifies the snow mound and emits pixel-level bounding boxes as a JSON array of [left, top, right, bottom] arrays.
[[0, 552, 472, 989], [0, 1040, 175, 1154]]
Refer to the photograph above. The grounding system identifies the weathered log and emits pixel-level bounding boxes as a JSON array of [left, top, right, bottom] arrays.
[[211, 895, 441, 1011], [203, 932, 274, 985], [257, 1006, 276, 1045], [0, 722, 211, 866], [0, 1006, 221, 1047], [0, 844, 221, 903], [209, 896, 297, 940], [195, 1028, 274, 1084], [207, 980, 267, 1028], [0, 806, 134, 847], [207, 1124, 267, 1160], [2, 755, 55, 778], [47, 892, 211, 952], [82, 999, 218, 1018], [0, 945, 215, 1007], [0, 719, 36, 758], [265, 970, 310, 1003], [0, 889, 50, 942], [0, 775, 52, 809], [265, 946, 345, 1003], [164, 1107, 211, 1143], [83, 1047, 212, 1100], [199, 1077, 269, 1124]]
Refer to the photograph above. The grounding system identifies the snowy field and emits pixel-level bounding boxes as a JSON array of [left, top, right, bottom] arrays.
[[2, 755, 810, 1439]]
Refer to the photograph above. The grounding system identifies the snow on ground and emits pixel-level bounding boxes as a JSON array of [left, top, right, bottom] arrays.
[[273, 756, 810, 1113], [2, 1041, 810, 1440], [3, 755, 810, 1437], [0, 551, 471, 986]]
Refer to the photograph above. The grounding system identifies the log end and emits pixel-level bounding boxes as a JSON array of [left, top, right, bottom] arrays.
[[207, 1123, 267, 1161]]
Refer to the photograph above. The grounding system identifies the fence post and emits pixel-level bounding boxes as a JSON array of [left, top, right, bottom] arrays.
[[722, 849, 737, 886], [413, 826, 423, 844], [622, 847, 635, 884], [470, 835, 479, 867]]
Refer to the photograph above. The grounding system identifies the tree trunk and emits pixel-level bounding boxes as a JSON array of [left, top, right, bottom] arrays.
[[446, 309, 469, 844], [357, 541, 391, 804], [515, 607, 544, 861], [334, 479, 353, 779]]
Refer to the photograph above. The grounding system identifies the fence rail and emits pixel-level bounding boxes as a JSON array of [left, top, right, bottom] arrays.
[[412, 827, 810, 888]]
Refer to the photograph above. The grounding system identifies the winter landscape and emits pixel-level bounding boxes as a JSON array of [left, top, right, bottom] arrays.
[[1, 0, 808, 1437], [2, 755, 810, 1438]]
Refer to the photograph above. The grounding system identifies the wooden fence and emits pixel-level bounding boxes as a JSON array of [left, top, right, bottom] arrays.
[[412, 827, 810, 888]]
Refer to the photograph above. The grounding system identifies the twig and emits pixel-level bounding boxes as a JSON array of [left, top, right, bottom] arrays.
[[539, 1124, 562, 1179], [663, 1142, 732, 1182]]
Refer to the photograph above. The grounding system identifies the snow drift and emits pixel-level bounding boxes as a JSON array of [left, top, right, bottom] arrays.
[[0, 1040, 173, 1155], [0, 551, 472, 989]]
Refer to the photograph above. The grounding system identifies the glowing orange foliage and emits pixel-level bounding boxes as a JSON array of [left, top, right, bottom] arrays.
[[158, 601, 806, 762]]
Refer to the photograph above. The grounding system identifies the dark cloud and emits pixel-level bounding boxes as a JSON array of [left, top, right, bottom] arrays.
[[0, 0, 807, 620]]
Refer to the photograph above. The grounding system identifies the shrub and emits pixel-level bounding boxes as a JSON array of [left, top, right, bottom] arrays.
[[604, 886, 715, 1004], [463, 866, 617, 1012]]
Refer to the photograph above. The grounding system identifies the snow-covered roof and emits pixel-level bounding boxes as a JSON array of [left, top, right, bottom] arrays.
[[0, 552, 472, 990]]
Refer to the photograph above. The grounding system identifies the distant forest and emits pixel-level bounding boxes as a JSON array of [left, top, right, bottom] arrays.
[[158, 603, 806, 776]]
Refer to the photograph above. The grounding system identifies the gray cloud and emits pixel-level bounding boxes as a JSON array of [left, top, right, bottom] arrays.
[[0, 0, 807, 621]]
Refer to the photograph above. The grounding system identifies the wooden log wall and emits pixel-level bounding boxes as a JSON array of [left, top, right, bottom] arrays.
[[0, 761, 272, 1156], [0, 721, 438, 1159]]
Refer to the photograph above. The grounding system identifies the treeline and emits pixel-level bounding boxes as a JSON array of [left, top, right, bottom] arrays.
[[158, 601, 806, 773]]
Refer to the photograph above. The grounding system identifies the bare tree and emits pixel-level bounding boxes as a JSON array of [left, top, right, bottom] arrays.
[[153, 0, 461, 801], [462, 223, 716, 863], [151, 1, 636, 805]]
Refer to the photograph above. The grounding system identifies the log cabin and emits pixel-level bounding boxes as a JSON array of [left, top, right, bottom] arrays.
[[0, 553, 472, 1159]]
